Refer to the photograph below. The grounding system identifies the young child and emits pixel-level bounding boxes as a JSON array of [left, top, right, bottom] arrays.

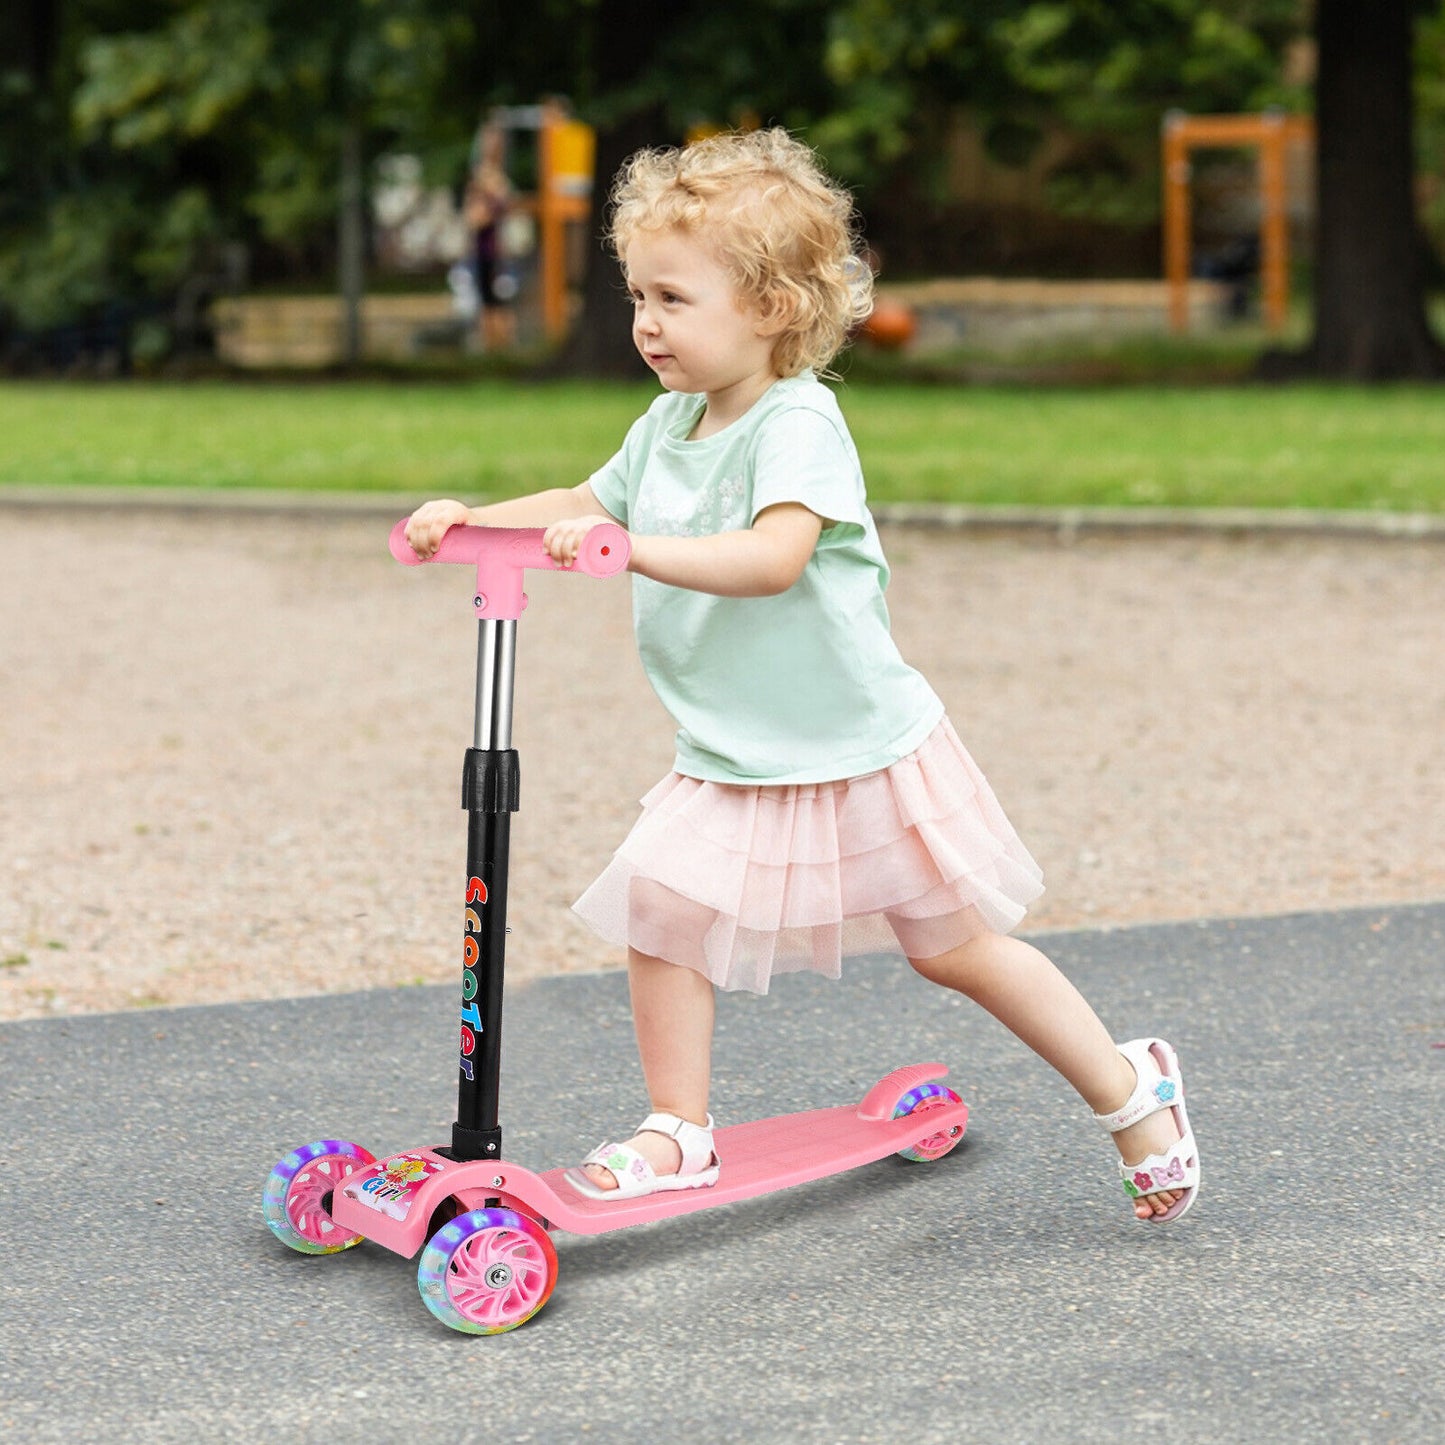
[[405, 128, 1200, 1223]]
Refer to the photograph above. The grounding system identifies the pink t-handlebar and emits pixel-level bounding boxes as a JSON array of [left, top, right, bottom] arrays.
[[389, 519, 631, 620]]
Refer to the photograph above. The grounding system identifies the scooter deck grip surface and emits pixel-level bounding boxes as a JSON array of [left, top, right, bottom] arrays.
[[533, 1093, 971, 1234]]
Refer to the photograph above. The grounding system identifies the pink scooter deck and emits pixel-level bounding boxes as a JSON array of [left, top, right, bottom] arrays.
[[330, 1063, 967, 1257]]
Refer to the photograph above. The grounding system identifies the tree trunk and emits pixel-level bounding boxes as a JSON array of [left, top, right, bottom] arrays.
[[338, 119, 366, 368], [16, 0, 57, 81], [536, 0, 698, 377], [1262, 0, 1445, 379], [543, 106, 669, 379], [536, 0, 690, 378]]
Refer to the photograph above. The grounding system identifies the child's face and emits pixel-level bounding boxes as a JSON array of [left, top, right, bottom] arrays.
[[623, 227, 780, 409]]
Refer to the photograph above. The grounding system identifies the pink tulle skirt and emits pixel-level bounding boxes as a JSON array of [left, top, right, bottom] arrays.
[[571, 717, 1045, 995]]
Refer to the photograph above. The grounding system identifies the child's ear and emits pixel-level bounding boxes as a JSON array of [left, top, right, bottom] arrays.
[[754, 287, 796, 337]]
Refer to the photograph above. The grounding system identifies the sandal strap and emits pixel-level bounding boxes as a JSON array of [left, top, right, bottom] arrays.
[[580, 1140, 657, 1195], [1094, 1038, 1183, 1134], [636, 1112, 718, 1177], [1121, 1131, 1201, 1199]]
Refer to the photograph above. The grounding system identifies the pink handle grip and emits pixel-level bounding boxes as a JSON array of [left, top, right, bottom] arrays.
[[389, 519, 630, 620]]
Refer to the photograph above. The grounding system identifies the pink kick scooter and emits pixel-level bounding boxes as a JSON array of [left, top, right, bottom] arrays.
[[263, 519, 970, 1335]]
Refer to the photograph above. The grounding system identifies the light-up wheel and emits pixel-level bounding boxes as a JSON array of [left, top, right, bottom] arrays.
[[262, 1139, 375, 1254], [892, 1083, 967, 1163], [417, 1208, 558, 1334]]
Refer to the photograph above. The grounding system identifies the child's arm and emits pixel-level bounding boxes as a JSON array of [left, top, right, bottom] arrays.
[[404, 483, 614, 560], [546, 503, 823, 599]]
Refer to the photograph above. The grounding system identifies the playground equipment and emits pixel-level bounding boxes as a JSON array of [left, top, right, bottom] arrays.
[[477, 102, 595, 341], [1162, 109, 1314, 334]]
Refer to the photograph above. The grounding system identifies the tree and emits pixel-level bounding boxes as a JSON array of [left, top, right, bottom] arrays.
[[8, 1, 1442, 382], [0, 1, 473, 361], [546, 0, 1251, 372], [0, 1, 178, 338], [68, 0, 468, 363], [3, 0, 840, 371], [818, 0, 1445, 380], [1263, 0, 1445, 379], [815, 0, 1304, 266], [538, 0, 841, 377]]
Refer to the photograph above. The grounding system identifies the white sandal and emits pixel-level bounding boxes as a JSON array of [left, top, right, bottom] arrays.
[[1094, 1037, 1200, 1222], [563, 1111, 721, 1201]]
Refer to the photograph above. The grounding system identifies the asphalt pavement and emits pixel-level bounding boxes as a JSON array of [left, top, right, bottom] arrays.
[[1, 901, 1441, 1444]]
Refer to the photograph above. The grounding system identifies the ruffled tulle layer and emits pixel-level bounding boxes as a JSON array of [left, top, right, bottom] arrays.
[[572, 716, 1044, 995]]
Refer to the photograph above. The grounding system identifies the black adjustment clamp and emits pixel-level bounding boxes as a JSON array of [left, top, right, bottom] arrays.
[[449, 1122, 504, 1161], [462, 748, 520, 814]]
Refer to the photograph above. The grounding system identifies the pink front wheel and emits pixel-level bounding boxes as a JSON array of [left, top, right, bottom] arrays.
[[417, 1208, 559, 1335]]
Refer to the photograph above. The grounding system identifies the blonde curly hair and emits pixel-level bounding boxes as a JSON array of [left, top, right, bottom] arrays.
[[607, 128, 874, 378]]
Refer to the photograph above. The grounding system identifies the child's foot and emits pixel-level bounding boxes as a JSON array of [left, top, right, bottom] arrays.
[[581, 1130, 682, 1192], [563, 1112, 720, 1201], [1112, 1103, 1185, 1219], [1094, 1038, 1200, 1222]]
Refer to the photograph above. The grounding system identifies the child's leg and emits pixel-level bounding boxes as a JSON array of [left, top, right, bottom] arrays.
[[581, 947, 715, 1189], [909, 931, 1185, 1219], [628, 946, 715, 1127]]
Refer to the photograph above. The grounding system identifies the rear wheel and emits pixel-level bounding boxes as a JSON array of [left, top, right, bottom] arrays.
[[892, 1083, 966, 1162]]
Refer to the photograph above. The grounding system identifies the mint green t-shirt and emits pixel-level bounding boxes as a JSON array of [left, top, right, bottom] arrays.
[[587, 373, 943, 785]]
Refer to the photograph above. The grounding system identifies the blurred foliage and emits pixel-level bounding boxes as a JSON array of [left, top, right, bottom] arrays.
[[817, 0, 1307, 224], [1, 0, 471, 331], [2, 0, 1444, 343], [1419, 6, 1445, 254]]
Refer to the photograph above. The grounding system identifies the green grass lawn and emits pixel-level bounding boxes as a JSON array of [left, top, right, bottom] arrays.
[[1, 377, 1442, 512]]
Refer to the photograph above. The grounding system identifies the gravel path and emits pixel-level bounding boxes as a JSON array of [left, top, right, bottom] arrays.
[[3, 507, 1441, 1021]]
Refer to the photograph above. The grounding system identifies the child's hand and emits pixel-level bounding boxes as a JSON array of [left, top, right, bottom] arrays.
[[543, 515, 617, 568], [404, 499, 472, 559]]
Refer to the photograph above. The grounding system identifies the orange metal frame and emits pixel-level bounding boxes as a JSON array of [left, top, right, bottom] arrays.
[[537, 103, 594, 340], [483, 102, 595, 342], [1162, 111, 1314, 333]]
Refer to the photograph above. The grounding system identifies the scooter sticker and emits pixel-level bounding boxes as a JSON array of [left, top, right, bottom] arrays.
[[343, 1154, 447, 1222], [460, 875, 487, 1080]]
